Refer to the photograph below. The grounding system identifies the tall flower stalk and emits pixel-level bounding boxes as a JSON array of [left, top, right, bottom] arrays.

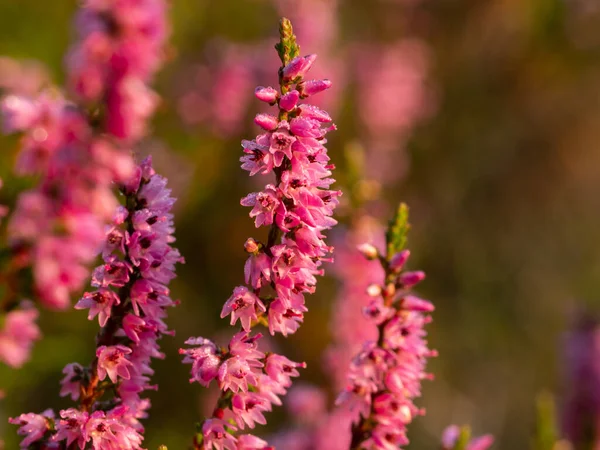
[[336, 204, 436, 450], [9, 156, 183, 449], [180, 18, 339, 449]]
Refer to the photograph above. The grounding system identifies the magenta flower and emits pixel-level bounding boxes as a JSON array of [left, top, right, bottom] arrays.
[[54, 408, 88, 449], [96, 345, 134, 383], [9, 409, 54, 448], [202, 418, 238, 450], [237, 434, 274, 450], [231, 391, 270, 429], [74, 289, 120, 327], [179, 337, 222, 386], [221, 286, 267, 331]]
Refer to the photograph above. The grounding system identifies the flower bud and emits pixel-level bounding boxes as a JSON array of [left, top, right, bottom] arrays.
[[282, 54, 317, 81], [402, 295, 434, 312], [279, 90, 300, 111], [297, 79, 332, 98], [389, 249, 410, 273], [255, 86, 279, 104], [254, 113, 279, 131], [398, 270, 425, 287], [357, 243, 378, 260], [298, 104, 332, 122], [244, 238, 260, 254]]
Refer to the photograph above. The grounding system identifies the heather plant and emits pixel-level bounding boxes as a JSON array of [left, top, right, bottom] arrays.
[[0, 1, 594, 450], [0, 0, 168, 369], [180, 18, 340, 449]]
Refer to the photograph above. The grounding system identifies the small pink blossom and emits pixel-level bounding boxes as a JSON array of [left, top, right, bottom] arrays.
[[255, 86, 278, 104], [220, 286, 266, 331], [96, 345, 134, 383], [281, 54, 316, 81], [231, 392, 269, 429], [202, 418, 237, 450], [297, 79, 332, 97], [279, 90, 300, 111], [180, 337, 222, 386], [74, 288, 120, 326], [54, 408, 88, 449], [9, 409, 54, 448]]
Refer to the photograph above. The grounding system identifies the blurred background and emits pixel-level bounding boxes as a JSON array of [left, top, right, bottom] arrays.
[[1, 0, 600, 448]]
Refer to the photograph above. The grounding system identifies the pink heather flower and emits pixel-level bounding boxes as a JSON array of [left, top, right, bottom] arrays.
[[220, 286, 266, 331], [389, 249, 410, 272], [267, 297, 307, 337], [282, 54, 317, 81], [9, 409, 54, 448], [96, 345, 134, 383], [279, 89, 300, 111], [202, 418, 237, 450], [60, 363, 83, 401], [264, 353, 306, 388], [0, 305, 41, 368], [297, 103, 332, 122], [54, 408, 88, 449], [244, 251, 272, 289], [180, 337, 222, 386], [74, 288, 120, 326], [241, 186, 284, 228], [399, 270, 426, 287], [237, 434, 273, 450], [297, 79, 332, 97], [255, 86, 279, 103], [254, 113, 279, 131], [231, 392, 269, 429], [85, 409, 144, 450], [218, 355, 259, 393], [228, 331, 265, 363], [269, 122, 296, 166]]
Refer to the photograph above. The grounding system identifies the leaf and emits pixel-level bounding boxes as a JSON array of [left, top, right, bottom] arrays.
[[274, 17, 300, 66], [386, 203, 410, 260]]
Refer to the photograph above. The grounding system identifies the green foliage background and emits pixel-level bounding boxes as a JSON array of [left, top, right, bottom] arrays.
[[0, 0, 599, 448]]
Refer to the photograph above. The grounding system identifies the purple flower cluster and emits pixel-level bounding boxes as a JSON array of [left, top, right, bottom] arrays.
[[338, 245, 436, 449], [9, 157, 183, 449], [0, 0, 168, 314], [0, 0, 168, 372], [1, 92, 134, 311], [180, 23, 340, 448]]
